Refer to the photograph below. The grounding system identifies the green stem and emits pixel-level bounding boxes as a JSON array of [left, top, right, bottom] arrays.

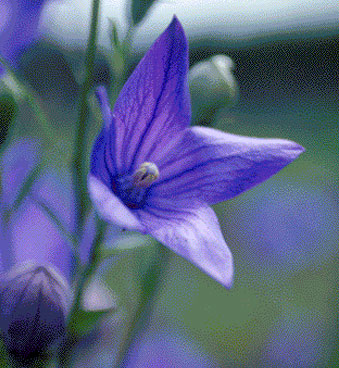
[[68, 217, 107, 330], [114, 244, 171, 368], [58, 216, 107, 367], [72, 0, 100, 240], [57, 2, 101, 365]]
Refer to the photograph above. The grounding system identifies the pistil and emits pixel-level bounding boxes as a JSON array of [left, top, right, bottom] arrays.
[[132, 162, 159, 188]]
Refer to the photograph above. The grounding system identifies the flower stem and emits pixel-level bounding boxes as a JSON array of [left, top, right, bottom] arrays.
[[68, 217, 107, 330], [72, 0, 100, 241], [58, 216, 107, 367], [114, 244, 171, 368]]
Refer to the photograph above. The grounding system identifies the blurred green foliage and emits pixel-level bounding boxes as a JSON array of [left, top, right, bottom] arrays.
[[0, 90, 17, 146], [129, 0, 158, 25]]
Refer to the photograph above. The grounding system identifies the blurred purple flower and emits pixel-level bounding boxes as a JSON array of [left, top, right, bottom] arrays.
[[263, 311, 331, 368], [227, 179, 338, 272], [75, 322, 218, 368], [0, 138, 72, 359], [89, 17, 304, 288], [124, 328, 218, 368], [0, 138, 73, 277], [0, 0, 53, 74]]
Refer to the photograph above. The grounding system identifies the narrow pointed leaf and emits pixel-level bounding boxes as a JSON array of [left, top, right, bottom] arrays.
[[32, 196, 77, 250], [70, 308, 116, 337], [5, 163, 42, 220]]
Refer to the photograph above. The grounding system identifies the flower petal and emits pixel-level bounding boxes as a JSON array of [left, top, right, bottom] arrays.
[[138, 205, 234, 288], [88, 175, 145, 232], [108, 16, 190, 173], [125, 328, 217, 368], [0, 0, 46, 73], [149, 126, 304, 206]]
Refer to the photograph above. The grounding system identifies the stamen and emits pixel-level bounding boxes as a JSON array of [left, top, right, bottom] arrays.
[[133, 162, 159, 188]]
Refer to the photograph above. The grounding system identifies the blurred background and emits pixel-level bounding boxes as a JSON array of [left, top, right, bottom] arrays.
[[2, 0, 338, 366]]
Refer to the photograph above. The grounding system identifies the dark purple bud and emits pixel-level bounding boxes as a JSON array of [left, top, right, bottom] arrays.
[[0, 263, 70, 361]]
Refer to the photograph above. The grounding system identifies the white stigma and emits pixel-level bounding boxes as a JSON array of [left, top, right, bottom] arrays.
[[133, 162, 159, 188]]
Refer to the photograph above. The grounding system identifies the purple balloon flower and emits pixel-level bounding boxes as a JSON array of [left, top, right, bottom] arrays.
[[0, 139, 73, 277], [0, 139, 72, 359], [89, 17, 304, 288], [0, 0, 51, 74]]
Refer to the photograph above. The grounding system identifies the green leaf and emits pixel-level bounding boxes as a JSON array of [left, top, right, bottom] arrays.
[[101, 234, 155, 260], [109, 19, 120, 50], [0, 55, 60, 154], [130, 0, 157, 25], [0, 90, 17, 146], [70, 308, 115, 337], [107, 19, 128, 100], [32, 197, 78, 250], [4, 163, 42, 222], [0, 339, 12, 367]]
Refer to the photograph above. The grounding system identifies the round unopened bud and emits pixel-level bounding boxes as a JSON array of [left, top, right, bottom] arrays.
[[189, 55, 238, 124], [0, 263, 70, 361]]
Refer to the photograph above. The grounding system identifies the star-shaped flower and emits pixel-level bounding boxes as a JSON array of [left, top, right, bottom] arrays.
[[89, 17, 304, 288]]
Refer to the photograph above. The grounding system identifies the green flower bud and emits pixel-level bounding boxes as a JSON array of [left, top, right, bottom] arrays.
[[189, 55, 238, 125]]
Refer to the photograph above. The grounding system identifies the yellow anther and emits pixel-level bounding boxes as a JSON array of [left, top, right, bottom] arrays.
[[133, 162, 159, 188]]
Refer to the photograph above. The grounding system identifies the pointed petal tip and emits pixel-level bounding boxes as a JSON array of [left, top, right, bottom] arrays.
[[170, 15, 181, 26], [214, 257, 234, 289], [143, 206, 234, 290], [284, 140, 305, 160], [296, 143, 306, 154], [224, 271, 234, 289], [168, 15, 185, 37], [212, 273, 233, 289], [290, 140, 305, 152]]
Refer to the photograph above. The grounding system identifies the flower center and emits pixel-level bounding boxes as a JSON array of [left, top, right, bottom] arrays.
[[115, 162, 159, 209], [132, 162, 159, 188]]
